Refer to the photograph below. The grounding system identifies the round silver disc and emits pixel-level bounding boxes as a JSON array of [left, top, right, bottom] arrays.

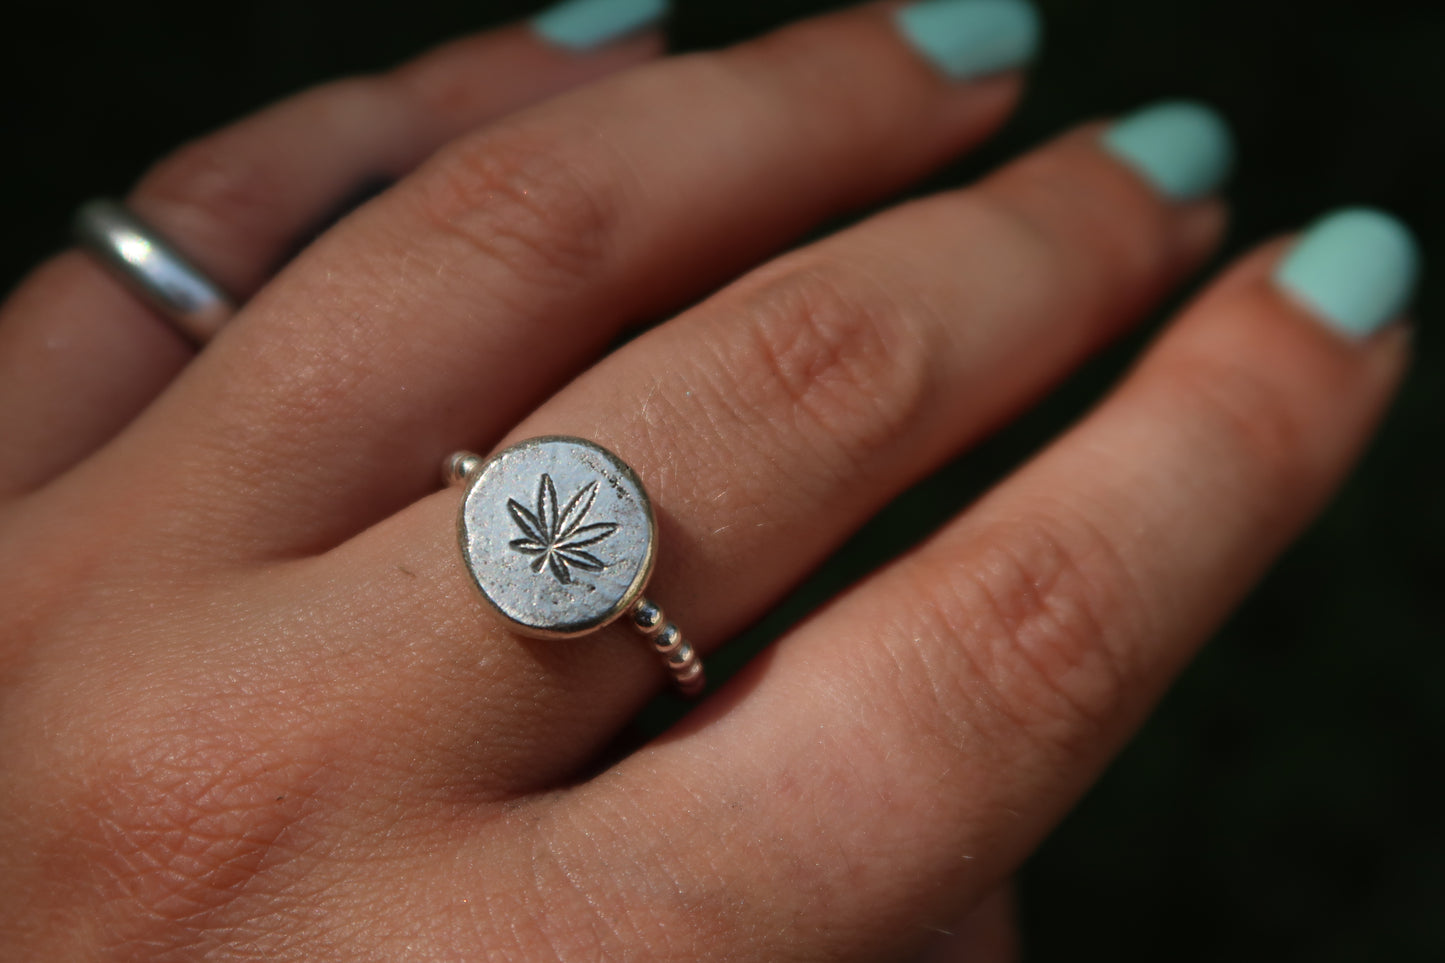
[[458, 437, 656, 639]]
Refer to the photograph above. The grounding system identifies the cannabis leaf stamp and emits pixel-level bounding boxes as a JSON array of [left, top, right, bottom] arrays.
[[507, 474, 619, 584]]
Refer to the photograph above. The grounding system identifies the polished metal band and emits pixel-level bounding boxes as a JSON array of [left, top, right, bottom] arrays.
[[629, 597, 705, 696], [73, 198, 236, 344]]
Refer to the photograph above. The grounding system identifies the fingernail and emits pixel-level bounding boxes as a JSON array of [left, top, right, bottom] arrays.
[[532, 0, 669, 51], [895, 0, 1042, 82], [1275, 208, 1422, 339], [1101, 100, 1235, 202]]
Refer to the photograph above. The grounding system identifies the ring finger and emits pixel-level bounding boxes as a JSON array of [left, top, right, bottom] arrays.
[[0, 6, 664, 495]]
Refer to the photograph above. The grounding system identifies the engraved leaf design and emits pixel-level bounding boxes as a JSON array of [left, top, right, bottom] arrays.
[[507, 474, 618, 584]]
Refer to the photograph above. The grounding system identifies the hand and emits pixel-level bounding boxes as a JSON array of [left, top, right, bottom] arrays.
[[0, 1, 1419, 959]]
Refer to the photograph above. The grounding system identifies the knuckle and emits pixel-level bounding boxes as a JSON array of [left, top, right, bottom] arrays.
[[973, 149, 1177, 316], [902, 512, 1145, 754], [945, 191, 1087, 320], [720, 258, 937, 476], [413, 125, 623, 291], [1167, 352, 1311, 503], [137, 128, 289, 261]]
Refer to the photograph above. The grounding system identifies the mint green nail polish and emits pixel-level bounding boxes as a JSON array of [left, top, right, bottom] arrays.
[[1275, 208, 1422, 339], [1102, 101, 1235, 202], [895, 0, 1042, 81], [533, 0, 668, 51]]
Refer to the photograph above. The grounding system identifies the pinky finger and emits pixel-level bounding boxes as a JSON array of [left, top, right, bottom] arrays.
[[0, 4, 665, 496], [545, 209, 1418, 960]]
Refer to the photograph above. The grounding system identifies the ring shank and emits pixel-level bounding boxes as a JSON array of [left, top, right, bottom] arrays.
[[630, 597, 706, 697], [73, 199, 237, 344]]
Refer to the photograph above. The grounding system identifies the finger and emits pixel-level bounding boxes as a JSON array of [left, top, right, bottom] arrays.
[[569, 210, 1417, 958], [918, 886, 1019, 963], [84, 0, 1037, 557], [0, 12, 664, 497], [309, 102, 1231, 792]]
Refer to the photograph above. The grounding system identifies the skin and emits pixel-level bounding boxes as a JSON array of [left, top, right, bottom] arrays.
[[0, 5, 1408, 961]]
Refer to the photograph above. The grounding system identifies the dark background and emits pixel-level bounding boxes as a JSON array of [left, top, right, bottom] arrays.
[[3, 1, 1442, 959]]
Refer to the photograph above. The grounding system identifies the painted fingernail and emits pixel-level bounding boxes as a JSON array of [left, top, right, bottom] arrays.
[[533, 0, 669, 51], [1102, 100, 1235, 202], [895, 0, 1042, 81], [1275, 208, 1422, 339]]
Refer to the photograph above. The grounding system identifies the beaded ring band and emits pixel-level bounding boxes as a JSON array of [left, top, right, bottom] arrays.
[[445, 437, 705, 696]]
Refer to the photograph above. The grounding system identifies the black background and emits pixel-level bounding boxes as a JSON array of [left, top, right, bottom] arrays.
[[3, 1, 1443, 959]]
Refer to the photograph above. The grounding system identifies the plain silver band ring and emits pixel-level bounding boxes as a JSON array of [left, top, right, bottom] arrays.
[[73, 198, 237, 344]]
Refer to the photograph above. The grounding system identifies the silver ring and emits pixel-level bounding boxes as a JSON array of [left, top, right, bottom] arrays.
[[445, 437, 706, 697], [73, 198, 237, 344]]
